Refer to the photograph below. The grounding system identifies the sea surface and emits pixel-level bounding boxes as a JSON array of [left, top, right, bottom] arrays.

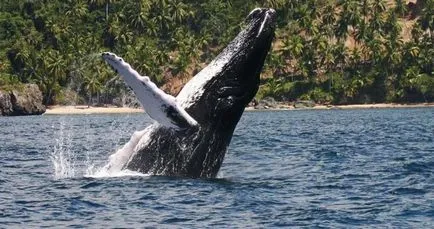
[[1, 108, 433, 228]]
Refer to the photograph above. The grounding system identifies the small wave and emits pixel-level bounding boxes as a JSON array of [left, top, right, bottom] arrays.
[[389, 187, 428, 195], [68, 196, 106, 209], [403, 161, 434, 174], [80, 181, 103, 189], [161, 217, 193, 224]]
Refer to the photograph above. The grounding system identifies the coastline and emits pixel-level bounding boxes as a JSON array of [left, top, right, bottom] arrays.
[[245, 103, 434, 111], [44, 103, 434, 115], [44, 105, 143, 115]]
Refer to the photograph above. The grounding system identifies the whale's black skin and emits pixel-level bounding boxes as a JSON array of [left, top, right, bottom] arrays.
[[123, 8, 276, 178]]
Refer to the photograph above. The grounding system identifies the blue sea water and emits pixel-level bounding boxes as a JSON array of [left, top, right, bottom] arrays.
[[1, 108, 434, 227]]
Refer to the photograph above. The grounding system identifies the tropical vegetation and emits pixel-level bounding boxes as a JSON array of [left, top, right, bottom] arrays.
[[0, 0, 433, 105]]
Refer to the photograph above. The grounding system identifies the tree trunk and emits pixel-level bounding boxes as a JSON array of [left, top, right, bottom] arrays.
[[105, 1, 109, 22]]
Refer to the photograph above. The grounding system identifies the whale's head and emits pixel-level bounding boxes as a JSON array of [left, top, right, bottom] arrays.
[[177, 8, 276, 133]]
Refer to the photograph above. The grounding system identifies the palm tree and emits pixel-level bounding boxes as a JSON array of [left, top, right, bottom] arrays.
[[168, 0, 193, 23], [84, 72, 102, 106], [394, 0, 407, 17], [370, 0, 386, 34], [321, 2, 336, 39], [336, 0, 361, 42], [65, 0, 88, 18], [416, 0, 433, 38], [89, 0, 116, 22], [262, 0, 287, 9]]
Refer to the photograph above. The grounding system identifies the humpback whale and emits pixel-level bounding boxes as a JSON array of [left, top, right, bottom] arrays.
[[101, 8, 276, 178]]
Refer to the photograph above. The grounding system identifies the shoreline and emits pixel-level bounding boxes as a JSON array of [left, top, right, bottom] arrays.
[[44, 103, 434, 115], [44, 105, 143, 115], [246, 103, 434, 111]]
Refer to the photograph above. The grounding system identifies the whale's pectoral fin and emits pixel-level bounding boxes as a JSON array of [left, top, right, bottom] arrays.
[[162, 104, 197, 129], [102, 52, 198, 130]]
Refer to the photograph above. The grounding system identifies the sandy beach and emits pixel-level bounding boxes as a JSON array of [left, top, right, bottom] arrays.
[[44, 103, 434, 115], [246, 103, 434, 111], [44, 105, 143, 115], [318, 103, 434, 110]]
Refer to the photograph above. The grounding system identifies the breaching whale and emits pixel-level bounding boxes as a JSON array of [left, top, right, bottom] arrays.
[[101, 8, 276, 178]]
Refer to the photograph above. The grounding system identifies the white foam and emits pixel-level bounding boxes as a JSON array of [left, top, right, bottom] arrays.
[[93, 125, 156, 176], [86, 169, 150, 178]]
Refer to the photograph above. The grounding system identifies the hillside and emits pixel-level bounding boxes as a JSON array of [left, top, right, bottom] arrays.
[[0, 0, 432, 106]]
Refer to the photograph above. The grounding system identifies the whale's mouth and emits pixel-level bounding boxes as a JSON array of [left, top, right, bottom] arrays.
[[246, 8, 276, 38]]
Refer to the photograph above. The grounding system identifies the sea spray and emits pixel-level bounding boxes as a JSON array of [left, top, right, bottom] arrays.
[[51, 117, 76, 179], [49, 115, 111, 178], [48, 52, 151, 178], [93, 124, 157, 176], [50, 113, 153, 178]]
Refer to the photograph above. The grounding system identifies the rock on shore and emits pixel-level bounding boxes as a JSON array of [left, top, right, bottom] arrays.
[[0, 84, 46, 116]]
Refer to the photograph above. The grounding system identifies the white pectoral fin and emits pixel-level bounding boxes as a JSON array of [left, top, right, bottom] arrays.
[[102, 52, 198, 129], [160, 100, 199, 129]]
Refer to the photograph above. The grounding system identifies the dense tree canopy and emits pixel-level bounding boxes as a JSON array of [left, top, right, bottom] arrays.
[[0, 0, 433, 105]]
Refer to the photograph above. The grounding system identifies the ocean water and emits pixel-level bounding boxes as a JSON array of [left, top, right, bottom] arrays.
[[1, 108, 433, 227]]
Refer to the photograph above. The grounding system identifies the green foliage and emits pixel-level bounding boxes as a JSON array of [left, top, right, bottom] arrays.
[[55, 88, 85, 105], [302, 88, 333, 104], [261, 0, 433, 104], [256, 78, 294, 100], [0, 73, 21, 87], [0, 0, 433, 105]]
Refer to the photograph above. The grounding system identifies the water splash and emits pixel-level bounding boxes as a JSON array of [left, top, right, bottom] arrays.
[[85, 169, 150, 178], [50, 118, 76, 179], [92, 125, 157, 177], [49, 52, 151, 179], [50, 114, 154, 179], [50, 116, 101, 179]]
